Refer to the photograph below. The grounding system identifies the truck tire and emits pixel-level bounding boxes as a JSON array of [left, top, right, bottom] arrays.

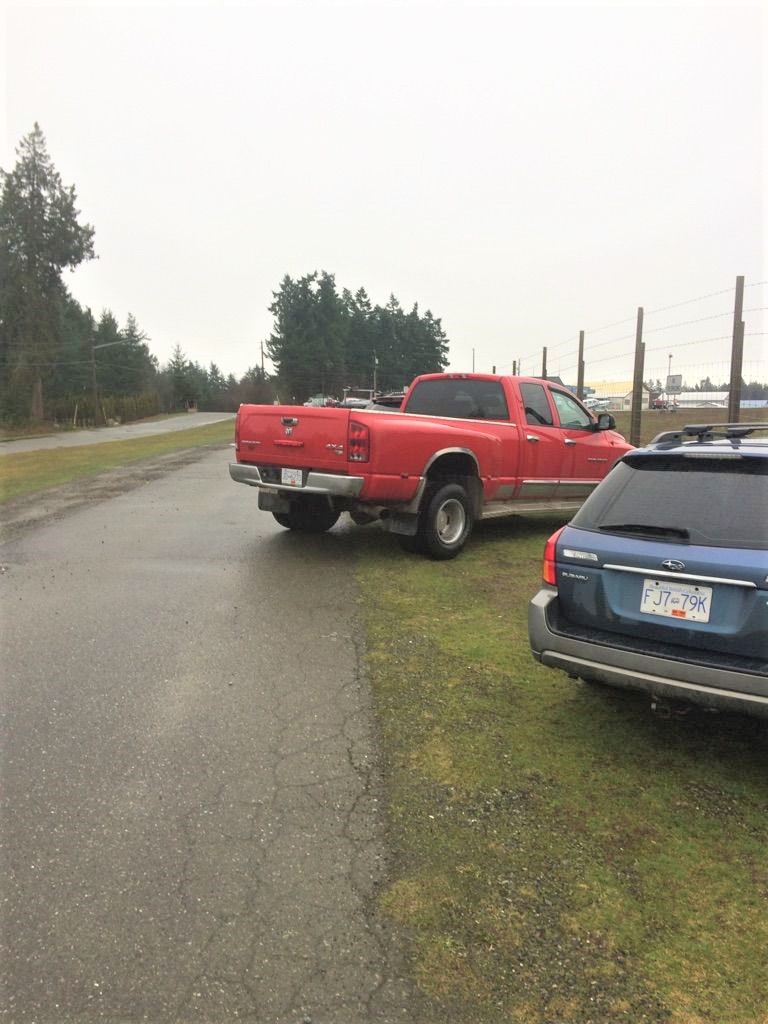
[[419, 481, 473, 560], [272, 498, 340, 533]]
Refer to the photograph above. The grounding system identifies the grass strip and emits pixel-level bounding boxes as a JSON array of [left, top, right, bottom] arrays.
[[355, 520, 768, 1023], [0, 420, 234, 502]]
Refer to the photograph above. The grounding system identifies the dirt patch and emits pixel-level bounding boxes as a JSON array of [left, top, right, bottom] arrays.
[[0, 444, 223, 543]]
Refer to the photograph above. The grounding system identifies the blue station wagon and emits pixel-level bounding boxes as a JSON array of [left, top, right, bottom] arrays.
[[528, 423, 768, 716]]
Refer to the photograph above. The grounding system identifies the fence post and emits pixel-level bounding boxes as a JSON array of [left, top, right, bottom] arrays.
[[727, 276, 745, 422], [542, 347, 547, 380], [577, 330, 585, 399], [630, 307, 645, 447]]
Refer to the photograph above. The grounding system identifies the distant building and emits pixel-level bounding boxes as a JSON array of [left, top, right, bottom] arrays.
[[585, 380, 654, 410]]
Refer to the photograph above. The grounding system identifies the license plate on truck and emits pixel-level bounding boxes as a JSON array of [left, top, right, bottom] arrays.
[[640, 579, 712, 622], [281, 467, 303, 486]]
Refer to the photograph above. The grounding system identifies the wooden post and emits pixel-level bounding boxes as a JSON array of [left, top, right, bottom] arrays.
[[541, 347, 547, 380], [512, 360, 517, 376], [577, 330, 585, 399], [727, 276, 745, 422], [630, 308, 645, 447]]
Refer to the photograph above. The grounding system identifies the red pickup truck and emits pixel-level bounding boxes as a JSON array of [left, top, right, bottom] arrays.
[[230, 373, 632, 559]]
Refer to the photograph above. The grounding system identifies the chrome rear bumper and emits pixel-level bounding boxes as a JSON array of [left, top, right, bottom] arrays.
[[229, 462, 365, 498]]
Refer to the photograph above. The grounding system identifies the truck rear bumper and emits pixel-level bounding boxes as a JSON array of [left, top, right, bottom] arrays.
[[229, 462, 365, 498]]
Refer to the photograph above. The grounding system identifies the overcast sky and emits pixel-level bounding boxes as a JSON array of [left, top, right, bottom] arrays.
[[2, 1, 765, 388]]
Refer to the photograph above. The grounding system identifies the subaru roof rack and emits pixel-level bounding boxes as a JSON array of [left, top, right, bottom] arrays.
[[650, 422, 768, 446]]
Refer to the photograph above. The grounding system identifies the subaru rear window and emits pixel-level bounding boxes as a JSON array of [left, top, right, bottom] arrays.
[[571, 454, 768, 549]]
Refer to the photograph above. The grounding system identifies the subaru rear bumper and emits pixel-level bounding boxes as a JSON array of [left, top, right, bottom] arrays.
[[529, 587, 768, 718]]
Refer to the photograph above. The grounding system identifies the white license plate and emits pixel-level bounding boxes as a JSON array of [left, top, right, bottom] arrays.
[[281, 467, 303, 486], [640, 579, 712, 622]]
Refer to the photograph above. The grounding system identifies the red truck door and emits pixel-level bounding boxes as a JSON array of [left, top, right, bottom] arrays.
[[514, 381, 570, 499], [548, 387, 613, 497]]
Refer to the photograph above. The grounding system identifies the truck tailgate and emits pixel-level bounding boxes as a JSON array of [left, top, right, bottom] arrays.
[[237, 406, 352, 473]]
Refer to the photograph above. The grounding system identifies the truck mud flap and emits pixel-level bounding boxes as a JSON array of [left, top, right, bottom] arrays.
[[380, 512, 419, 536], [258, 491, 291, 513]]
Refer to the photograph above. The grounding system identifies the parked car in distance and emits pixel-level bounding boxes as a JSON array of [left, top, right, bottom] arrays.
[[529, 423, 768, 717], [584, 397, 609, 411]]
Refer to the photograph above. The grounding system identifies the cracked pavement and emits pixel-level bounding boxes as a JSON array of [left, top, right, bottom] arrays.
[[0, 449, 419, 1023]]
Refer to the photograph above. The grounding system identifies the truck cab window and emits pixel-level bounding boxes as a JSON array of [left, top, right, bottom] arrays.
[[519, 383, 553, 426], [406, 379, 509, 420]]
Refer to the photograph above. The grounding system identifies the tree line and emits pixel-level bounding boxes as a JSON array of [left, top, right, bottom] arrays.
[[267, 272, 449, 401], [1, 125, 451, 425], [0, 125, 275, 424]]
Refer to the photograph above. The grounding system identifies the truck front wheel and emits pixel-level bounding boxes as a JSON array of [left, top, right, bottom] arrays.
[[419, 482, 473, 559], [272, 498, 340, 533]]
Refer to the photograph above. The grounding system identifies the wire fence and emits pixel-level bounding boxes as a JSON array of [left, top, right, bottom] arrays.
[[497, 277, 766, 401]]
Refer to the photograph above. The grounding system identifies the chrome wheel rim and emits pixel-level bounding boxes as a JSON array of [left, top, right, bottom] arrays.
[[435, 498, 466, 545]]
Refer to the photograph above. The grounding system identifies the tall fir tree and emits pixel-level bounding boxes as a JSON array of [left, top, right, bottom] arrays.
[[0, 123, 95, 419]]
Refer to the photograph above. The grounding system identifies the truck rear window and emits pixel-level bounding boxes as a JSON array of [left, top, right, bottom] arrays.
[[572, 454, 768, 549], [405, 380, 509, 420]]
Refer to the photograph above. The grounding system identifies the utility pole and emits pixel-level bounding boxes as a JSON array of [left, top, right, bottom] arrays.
[[91, 344, 98, 425], [577, 331, 585, 399], [630, 307, 645, 447], [260, 341, 265, 376], [727, 276, 745, 422], [541, 347, 547, 380], [472, 348, 475, 372], [91, 338, 128, 426]]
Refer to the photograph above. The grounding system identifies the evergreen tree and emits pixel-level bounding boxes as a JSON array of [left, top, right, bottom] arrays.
[[0, 123, 95, 419], [266, 271, 449, 400]]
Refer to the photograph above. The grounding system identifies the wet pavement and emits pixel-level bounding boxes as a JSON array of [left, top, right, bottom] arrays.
[[0, 448, 418, 1022]]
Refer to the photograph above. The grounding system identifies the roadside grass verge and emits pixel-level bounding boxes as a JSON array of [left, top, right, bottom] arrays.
[[354, 520, 768, 1023], [0, 420, 233, 502]]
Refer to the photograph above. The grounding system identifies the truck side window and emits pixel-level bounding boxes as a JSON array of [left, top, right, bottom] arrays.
[[519, 383, 553, 426], [551, 390, 592, 429]]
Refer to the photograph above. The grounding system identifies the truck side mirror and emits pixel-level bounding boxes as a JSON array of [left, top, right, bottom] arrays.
[[596, 413, 616, 431]]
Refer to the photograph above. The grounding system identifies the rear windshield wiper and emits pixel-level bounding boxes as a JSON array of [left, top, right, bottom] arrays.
[[598, 523, 690, 539]]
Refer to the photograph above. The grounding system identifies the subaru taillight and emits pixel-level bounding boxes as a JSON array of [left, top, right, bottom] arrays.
[[542, 527, 565, 585], [348, 420, 370, 462]]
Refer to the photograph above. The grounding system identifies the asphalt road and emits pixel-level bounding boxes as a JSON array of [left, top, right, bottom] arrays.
[[0, 449, 417, 1023], [0, 413, 234, 455]]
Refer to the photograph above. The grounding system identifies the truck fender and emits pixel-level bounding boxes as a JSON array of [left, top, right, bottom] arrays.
[[419, 448, 483, 519]]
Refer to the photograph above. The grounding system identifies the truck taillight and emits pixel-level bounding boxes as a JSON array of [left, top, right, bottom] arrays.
[[234, 408, 240, 452], [348, 420, 370, 462], [542, 527, 565, 586]]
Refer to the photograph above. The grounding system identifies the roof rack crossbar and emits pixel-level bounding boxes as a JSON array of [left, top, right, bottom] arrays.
[[650, 422, 768, 445]]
